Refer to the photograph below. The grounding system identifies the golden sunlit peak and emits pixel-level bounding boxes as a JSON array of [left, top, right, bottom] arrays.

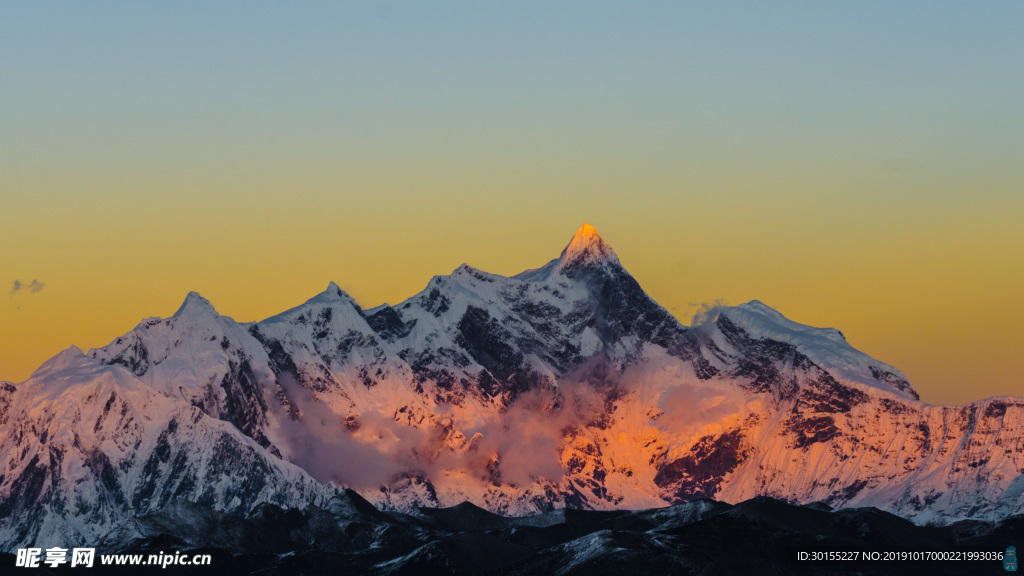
[[571, 222, 600, 244], [558, 223, 619, 268]]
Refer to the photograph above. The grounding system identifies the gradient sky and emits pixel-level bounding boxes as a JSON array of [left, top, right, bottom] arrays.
[[2, 2, 1022, 405]]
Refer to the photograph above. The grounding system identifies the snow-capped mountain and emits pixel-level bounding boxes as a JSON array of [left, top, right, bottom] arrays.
[[2, 223, 1022, 547], [0, 347, 334, 549]]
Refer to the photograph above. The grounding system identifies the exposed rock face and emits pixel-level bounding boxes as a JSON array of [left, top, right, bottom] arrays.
[[2, 223, 1022, 548]]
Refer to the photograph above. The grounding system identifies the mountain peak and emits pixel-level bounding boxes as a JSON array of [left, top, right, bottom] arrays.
[[29, 345, 88, 379], [305, 281, 353, 305], [172, 292, 219, 319], [325, 281, 345, 297], [720, 301, 917, 400], [557, 223, 619, 269]]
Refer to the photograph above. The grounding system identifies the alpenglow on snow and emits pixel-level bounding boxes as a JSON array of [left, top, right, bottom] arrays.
[[2, 223, 1023, 548]]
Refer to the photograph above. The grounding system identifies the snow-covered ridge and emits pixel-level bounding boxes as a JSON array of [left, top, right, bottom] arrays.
[[711, 301, 917, 400]]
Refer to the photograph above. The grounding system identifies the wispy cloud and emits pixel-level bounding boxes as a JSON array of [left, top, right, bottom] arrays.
[[9, 279, 46, 307], [690, 299, 728, 326]]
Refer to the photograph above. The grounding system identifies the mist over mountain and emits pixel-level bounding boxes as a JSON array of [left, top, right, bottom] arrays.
[[1, 224, 1022, 555]]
